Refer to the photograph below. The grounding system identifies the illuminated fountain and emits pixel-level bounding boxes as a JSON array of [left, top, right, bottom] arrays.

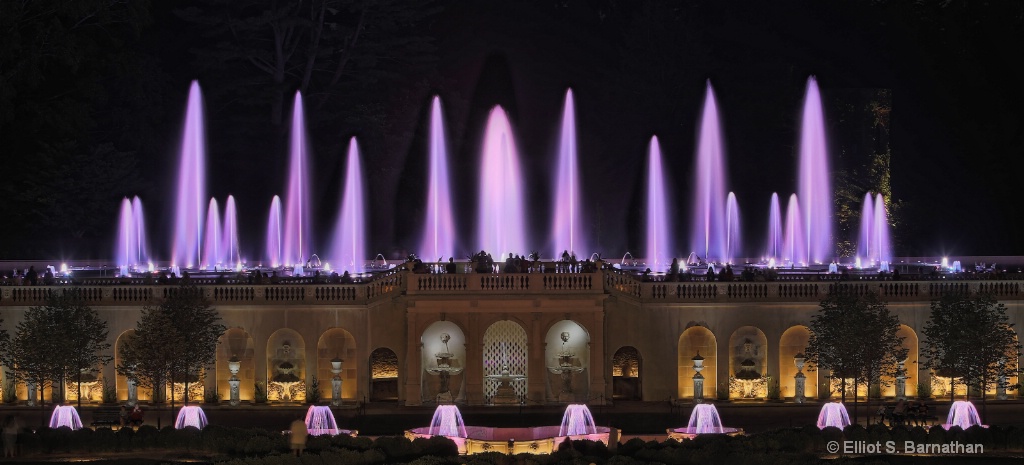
[[817, 402, 851, 429], [174, 405, 208, 429], [49, 405, 83, 430], [407, 404, 614, 455], [943, 400, 986, 430], [782, 194, 805, 266], [551, 88, 587, 258], [283, 92, 313, 269], [115, 196, 148, 273], [478, 106, 526, 259], [548, 332, 584, 402], [690, 81, 727, 264], [223, 195, 241, 269], [266, 195, 283, 268], [797, 76, 833, 264], [171, 80, 206, 270], [202, 198, 222, 269], [725, 192, 740, 264], [645, 137, 672, 270], [305, 405, 356, 436], [667, 403, 742, 440], [419, 96, 456, 262], [330, 138, 366, 273], [426, 333, 464, 403], [857, 193, 892, 270], [765, 193, 782, 262]]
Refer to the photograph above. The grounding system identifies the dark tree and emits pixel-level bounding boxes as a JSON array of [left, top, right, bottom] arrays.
[[805, 291, 907, 422], [922, 292, 1021, 402], [118, 285, 225, 407]]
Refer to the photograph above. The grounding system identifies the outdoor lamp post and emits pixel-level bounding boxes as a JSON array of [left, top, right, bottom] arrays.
[[331, 356, 343, 406], [692, 352, 705, 403], [794, 353, 806, 404], [228, 355, 241, 406]]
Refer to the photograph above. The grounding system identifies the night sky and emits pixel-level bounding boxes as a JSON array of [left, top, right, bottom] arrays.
[[1, 1, 1021, 262]]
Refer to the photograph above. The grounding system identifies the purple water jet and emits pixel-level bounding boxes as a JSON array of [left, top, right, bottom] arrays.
[[202, 198, 222, 269], [419, 96, 456, 262], [284, 92, 313, 267], [725, 192, 740, 264], [783, 194, 806, 265], [49, 405, 83, 430], [175, 405, 208, 429], [171, 81, 207, 268], [559, 404, 597, 436], [223, 195, 240, 268], [477, 106, 526, 258], [427, 404, 468, 438], [645, 136, 672, 269], [873, 194, 891, 265], [943, 400, 985, 429], [266, 195, 283, 267], [797, 77, 833, 264], [691, 82, 728, 262], [305, 405, 352, 436], [858, 192, 875, 266], [766, 193, 782, 261], [817, 402, 851, 429], [856, 193, 892, 268], [667, 403, 742, 439], [116, 196, 148, 269], [551, 88, 587, 258], [331, 138, 366, 273]]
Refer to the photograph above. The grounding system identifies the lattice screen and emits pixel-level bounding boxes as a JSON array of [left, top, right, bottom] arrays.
[[482, 320, 528, 402]]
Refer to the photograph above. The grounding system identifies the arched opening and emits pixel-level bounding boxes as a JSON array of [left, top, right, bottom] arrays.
[[678, 325, 717, 400], [421, 321, 466, 404], [316, 328, 357, 402], [883, 324, 918, 398], [780, 325, 818, 400], [267, 329, 306, 402], [544, 320, 590, 402], [369, 348, 399, 401], [612, 346, 642, 400], [218, 328, 255, 402], [728, 326, 768, 399], [482, 320, 528, 405], [114, 329, 152, 403]]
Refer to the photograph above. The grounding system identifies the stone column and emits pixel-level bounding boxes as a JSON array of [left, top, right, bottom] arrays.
[[794, 352, 807, 404], [589, 310, 608, 404], [895, 361, 907, 401], [692, 353, 705, 403]]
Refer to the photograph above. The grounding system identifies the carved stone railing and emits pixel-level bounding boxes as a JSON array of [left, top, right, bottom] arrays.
[[407, 272, 598, 295]]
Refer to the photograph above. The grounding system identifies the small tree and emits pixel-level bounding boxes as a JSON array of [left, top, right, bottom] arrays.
[[805, 291, 907, 423], [118, 285, 225, 408], [3, 291, 112, 408], [922, 291, 1021, 403]]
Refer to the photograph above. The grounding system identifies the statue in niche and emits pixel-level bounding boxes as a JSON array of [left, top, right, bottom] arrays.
[[270, 342, 304, 401]]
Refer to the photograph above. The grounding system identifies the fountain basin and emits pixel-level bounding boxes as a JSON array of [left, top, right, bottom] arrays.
[[175, 405, 208, 429], [943, 400, 987, 430], [666, 426, 743, 441], [49, 405, 83, 430], [666, 403, 742, 440], [305, 405, 357, 436], [406, 425, 614, 455]]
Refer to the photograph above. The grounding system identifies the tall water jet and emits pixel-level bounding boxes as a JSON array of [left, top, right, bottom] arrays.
[[172, 81, 206, 268], [116, 197, 148, 268], [783, 194, 806, 265], [766, 193, 782, 261], [223, 195, 240, 267], [645, 137, 672, 269], [690, 82, 727, 262], [284, 92, 313, 267], [559, 404, 597, 436], [266, 196, 283, 267], [331, 138, 366, 273], [305, 405, 353, 436], [427, 404, 468, 438], [873, 193, 891, 265], [202, 198, 221, 269], [419, 96, 456, 262], [477, 106, 526, 258], [857, 192, 875, 265], [551, 88, 587, 258], [817, 402, 851, 429], [797, 77, 833, 264], [725, 192, 740, 264]]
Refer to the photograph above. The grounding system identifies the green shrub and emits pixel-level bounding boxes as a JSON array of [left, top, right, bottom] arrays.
[[254, 381, 268, 403], [767, 377, 781, 400], [2, 378, 18, 403], [917, 381, 932, 399], [307, 376, 321, 404], [103, 384, 117, 403]]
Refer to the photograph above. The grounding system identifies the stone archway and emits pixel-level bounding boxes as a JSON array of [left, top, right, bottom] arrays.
[[316, 328, 357, 402], [369, 348, 399, 401], [482, 320, 528, 404], [218, 328, 255, 402], [780, 325, 817, 400], [115, 329, 151, 403], [612, 346, 642, 400], [266, 329, 306, 402], [728, 326, 768, 399], [421, 321, 467, 404], [884, 324, 918, 398], [543, 320, 590, 402], [678, 325, 717, 400]]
